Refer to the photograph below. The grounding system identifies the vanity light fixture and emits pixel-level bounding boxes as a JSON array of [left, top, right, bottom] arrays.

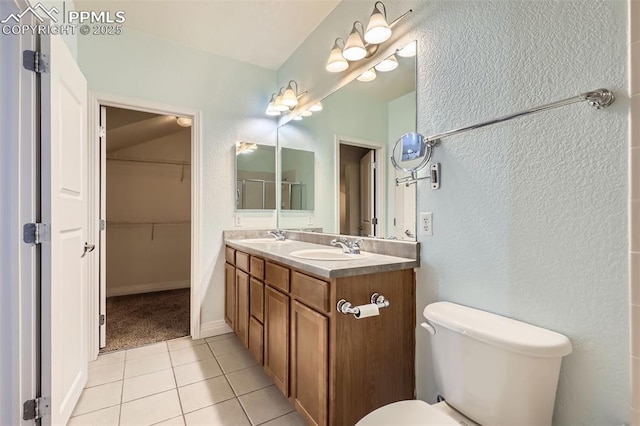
[[364, 1, 392, 44], [282, 81, 300, 107], [236, 141, 258, 155], [397, 40, 417, 57], [374, 54, 398, 72], [357, 68, 377, 82], [342, 21, 367, 61], [176, 117, 192, 127], [265, 93, 281, 116], [326, 38, 349, 72], [324, 2, 412, 74], [309, 102, 323, 112]]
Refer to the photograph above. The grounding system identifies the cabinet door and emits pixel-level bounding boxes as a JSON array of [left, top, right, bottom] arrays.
[[236, 269, 250, 347], [291, 301, 328, 426], [250, 277, 264, 323], [248, 316, 263, 365], [264, 286, 290, 396], [224, 263, 236, 329]]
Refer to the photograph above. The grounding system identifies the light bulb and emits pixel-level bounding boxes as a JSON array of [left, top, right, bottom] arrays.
[[301, 110, 312, 117], [176, 117, 192, 127], [293, 116, 303, 121], [309, 102, 323, 112], [357, 68, 377, 82], [364, 2, 391, 44], [374, 54, 398, 72], [398, 41, 417, 57], [273, 90, 289, 112], [342, 23, 366, 61], [265, 94, 281, 116], [326, 39, 349, 72], [282, 82, 298, 108]]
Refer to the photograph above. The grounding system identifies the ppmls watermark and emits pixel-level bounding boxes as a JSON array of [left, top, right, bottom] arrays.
[[1, 2, 126, 36]]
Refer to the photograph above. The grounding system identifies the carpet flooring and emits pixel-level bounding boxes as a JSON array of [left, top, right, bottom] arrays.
[[101, 288, 190, 353]]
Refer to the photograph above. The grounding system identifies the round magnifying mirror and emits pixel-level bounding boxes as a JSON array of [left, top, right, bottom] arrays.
[[390, 132, 433, 173]]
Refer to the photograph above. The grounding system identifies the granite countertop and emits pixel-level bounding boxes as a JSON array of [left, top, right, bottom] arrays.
[[225, 238, 419, 279]]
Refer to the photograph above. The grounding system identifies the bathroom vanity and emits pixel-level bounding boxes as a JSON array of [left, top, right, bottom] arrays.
[[224, 233, 419, 426]]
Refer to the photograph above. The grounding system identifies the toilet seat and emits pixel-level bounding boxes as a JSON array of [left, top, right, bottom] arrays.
[[355, 400, 462, 426]]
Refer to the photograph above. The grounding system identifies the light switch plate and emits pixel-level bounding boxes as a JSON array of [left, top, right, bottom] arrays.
[[235, 215, 242, 227]]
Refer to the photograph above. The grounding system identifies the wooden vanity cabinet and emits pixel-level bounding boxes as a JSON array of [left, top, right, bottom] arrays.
[[225, 246, 415, 426]]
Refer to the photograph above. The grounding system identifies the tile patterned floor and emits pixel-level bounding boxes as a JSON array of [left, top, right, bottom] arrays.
[[69, 333, 306, 426]]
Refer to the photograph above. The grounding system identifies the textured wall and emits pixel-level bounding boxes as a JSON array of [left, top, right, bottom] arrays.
[[278, 1, 629, 424], [78, 29, 277, 325]]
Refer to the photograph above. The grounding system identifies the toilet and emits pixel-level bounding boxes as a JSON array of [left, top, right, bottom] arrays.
[[357, 301, 573, 426]]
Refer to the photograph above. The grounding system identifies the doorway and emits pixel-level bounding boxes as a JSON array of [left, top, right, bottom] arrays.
[[99, 106, 192, 352], [339, 143, 377, 237]]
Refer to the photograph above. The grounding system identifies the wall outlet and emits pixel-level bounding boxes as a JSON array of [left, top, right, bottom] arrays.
[[420, 212, 433, 236], [234, 215, 242, 227], [307, 216, 314, 225]]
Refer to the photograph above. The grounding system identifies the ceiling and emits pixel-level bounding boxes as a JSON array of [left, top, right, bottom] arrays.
[[74, 0, 341, 70], [106, 107, 190, 153]]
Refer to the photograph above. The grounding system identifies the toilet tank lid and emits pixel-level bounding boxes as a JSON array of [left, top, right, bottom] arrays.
[[423, 302, 572, 358]]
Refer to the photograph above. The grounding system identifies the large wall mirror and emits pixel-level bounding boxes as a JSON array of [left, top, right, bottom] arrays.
[[235, 142, 276, 210], [277, 41, 417, 240]]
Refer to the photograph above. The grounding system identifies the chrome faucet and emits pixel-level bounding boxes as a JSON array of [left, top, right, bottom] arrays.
[[267, 230, 287, 241], [330, 237, 364, 254]]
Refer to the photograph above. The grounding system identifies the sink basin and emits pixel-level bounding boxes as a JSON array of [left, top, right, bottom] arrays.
[[242, 238, 292, 244], [289, 248, 372, 261]]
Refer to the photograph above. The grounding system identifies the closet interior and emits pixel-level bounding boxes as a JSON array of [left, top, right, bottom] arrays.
[[101, 106, 192, 352]]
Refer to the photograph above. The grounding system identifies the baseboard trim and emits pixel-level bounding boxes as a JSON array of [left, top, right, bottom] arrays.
[[106, 280, 190, 297], [199, 320, 233, 339]]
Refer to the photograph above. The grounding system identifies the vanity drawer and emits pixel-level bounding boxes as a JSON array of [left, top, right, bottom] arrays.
[[236, 251, 250, 273], [250, 256, 265, 280], [265, 261, 290, 293], [250, 277, 264, 323], [225, 246, 235, 265], [291, 271, 330, 313]]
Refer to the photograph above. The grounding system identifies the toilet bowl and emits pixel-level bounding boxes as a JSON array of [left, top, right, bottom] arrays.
[[356, 301, 573, 426], [357, 400, 478, 426]]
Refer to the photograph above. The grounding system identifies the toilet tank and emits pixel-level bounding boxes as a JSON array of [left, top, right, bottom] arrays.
[[423, 302, 572, 426]]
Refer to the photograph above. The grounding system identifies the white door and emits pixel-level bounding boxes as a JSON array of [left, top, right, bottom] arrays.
[[99, 106, 107, 348], [40, 34, 89, 425], [359, 150, 376, 236]]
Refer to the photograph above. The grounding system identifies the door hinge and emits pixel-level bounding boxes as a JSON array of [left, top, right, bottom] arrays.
[[99, 219, 106, 231], [23, 397, 50, 421], [372, 162, 378, 170], [23, 223, 50, 245], [23, 50, 49, 74], [99, 126, 106, 138], [99, 314, 105, 326], [372, 217, 378, 225]]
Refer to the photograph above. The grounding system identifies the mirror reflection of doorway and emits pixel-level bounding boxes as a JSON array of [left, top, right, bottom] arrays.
[[339, 144, 376, 237]]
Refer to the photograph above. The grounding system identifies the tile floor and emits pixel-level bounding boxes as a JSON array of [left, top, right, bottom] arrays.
[[69, 333, 306, 426]]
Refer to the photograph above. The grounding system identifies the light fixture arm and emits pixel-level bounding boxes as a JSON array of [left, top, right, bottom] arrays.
[[287, 80, 298, 95], [333, 37, 345, 49], [352, 21, 365, 37], [374, 1, 387, 19]]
